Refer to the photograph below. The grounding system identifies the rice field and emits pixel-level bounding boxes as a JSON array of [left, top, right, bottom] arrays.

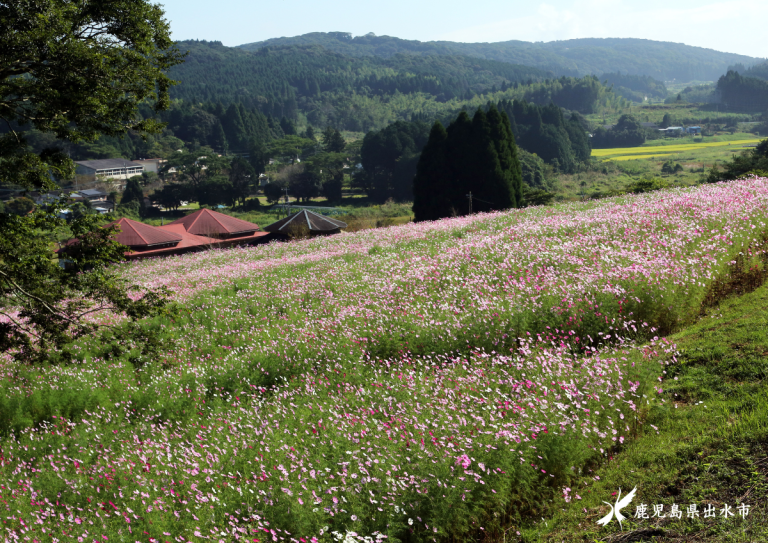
[[593, 138, 763, 161], [2, 178, 768, 542]]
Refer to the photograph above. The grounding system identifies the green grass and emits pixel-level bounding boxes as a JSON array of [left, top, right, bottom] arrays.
[[524, 282, 768, 542]]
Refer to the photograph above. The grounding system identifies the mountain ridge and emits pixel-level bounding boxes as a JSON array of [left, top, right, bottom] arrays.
[[238, 32, 763, 82]]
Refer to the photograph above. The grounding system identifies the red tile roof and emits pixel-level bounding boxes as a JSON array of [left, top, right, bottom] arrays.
[[167, 208, 261, 237], [106, 217, 182, 247]]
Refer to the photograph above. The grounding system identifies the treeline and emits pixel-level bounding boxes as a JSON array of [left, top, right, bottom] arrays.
[[168, 41, 624, 132], [357, 99, 590, 202], [169, 41, 552, 125], [600, 72, 668, 102], [717, 70, 768, 112], [591, 115, 649, 148], [728, 61, 768, 81], [240, 32, 760, 82]]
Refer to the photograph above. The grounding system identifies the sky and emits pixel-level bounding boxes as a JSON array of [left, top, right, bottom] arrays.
[[158, 0, 768, 59]]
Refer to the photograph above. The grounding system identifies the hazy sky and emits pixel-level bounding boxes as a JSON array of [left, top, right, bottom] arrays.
[[159, 0, 768, 59]]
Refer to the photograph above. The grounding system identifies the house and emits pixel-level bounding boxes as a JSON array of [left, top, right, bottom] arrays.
[[659, 126, 684, 136], [686, 126, 702, 135], [60, 209, 271, 260], [72, 188, 109, 202], [263, 209, 347, 238], [133, 158, 167, 174], [641, 122, 660, 130], [72, 188, 114, 213], [74, 159, 144, 180]]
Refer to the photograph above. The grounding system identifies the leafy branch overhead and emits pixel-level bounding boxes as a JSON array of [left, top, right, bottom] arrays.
[[0, 0, 185, 191], [0, 0, 184, 364]]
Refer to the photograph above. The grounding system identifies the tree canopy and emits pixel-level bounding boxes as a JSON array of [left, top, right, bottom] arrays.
[[0, 0, 182, 363]]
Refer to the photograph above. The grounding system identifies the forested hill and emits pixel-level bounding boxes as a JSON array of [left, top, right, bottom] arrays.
[[238, 32, 761, 82], [171, 39, 550, 106], [166, 40, 574, 132]]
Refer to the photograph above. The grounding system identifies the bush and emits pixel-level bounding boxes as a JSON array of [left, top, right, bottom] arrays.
[[626, 177, 668, 193]]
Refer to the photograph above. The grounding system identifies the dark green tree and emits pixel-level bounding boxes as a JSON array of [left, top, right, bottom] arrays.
[[229, 156, 256, 206], [412, 122, 450, 221], [151, 184, 186, 211], [6, 197, 36, 216], [323, 127, 347, 153], [263, 182, 284, 204], [121, 179, 145, 206], [414, 108, 522, 221]]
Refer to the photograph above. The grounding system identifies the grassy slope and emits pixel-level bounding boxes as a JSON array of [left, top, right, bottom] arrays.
[[526, 282, 768, 542]]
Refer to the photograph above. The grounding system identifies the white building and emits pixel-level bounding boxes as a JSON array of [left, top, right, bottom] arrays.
[[74, 159, 144, 180]]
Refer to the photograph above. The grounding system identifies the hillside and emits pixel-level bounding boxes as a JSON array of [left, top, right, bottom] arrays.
[[2, 178, 768, 542], [164, 40, 621, 135], [239, 32, 763, 82], [170, 40, 551, 107]]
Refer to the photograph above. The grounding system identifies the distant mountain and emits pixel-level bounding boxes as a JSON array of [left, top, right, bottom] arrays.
[[239, 32, 763, 82]]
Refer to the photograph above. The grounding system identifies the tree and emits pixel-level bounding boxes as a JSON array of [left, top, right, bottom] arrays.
[[413, 108, 522, 221], [121, 179, 145, 206], [277, 164, 321, 202], [307, 152, 346, 203], [263, 182, 284, 204], [0, 0, 181, 364], [0, 0, 183, 190], [661, 113, 673, 129], [6, 197, 35, 216], [228, 157, 256, 206], [322, 127, 347, 153], [151, 183, 186, 211], [412, 122, 450, 221]]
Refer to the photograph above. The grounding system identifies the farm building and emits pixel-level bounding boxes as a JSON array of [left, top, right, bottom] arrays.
[[264, 209, 347, 238]]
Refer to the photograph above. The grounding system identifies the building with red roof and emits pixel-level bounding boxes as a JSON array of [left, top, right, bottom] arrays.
[[60, 211, 270, 261]]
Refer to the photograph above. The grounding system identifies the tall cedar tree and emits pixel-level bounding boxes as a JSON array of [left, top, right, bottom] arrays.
[[413, 108, 522, 221], [411, 122, 449, 221]]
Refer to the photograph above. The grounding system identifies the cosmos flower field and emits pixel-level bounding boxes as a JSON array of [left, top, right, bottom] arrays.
[[2, 178, 768, 543]]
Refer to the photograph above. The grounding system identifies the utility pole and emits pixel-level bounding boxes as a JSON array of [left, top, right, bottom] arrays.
[[466, 191, 473, 215], [283, 187, 289, 218]]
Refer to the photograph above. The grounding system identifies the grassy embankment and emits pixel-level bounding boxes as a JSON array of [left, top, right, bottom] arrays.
[[526, 278, 768, 542]]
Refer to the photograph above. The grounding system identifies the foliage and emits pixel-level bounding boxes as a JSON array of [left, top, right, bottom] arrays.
[[322, 127, 347, 152], [121, 179, 145, 207], [704, 138, 768, 183], [5, 197, 35, 216], [0, 0, 180, 364], [591, 114, 648, 148], [601, 72, 668, 102], [150, 183, 187, 211], [521, 184, 555, 206], [413, 106, 522, 221], [263, 182, 285, 204], [240, 32, 759, 81], [359, 120, 431, 202], [716, 70, 768, 112], [228, 156, 256, 207], [625, 176, 669, 193], [0, 0, 183, 190]]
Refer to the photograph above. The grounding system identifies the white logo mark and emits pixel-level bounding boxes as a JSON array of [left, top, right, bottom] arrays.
[[597, 487, 637, 530]]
